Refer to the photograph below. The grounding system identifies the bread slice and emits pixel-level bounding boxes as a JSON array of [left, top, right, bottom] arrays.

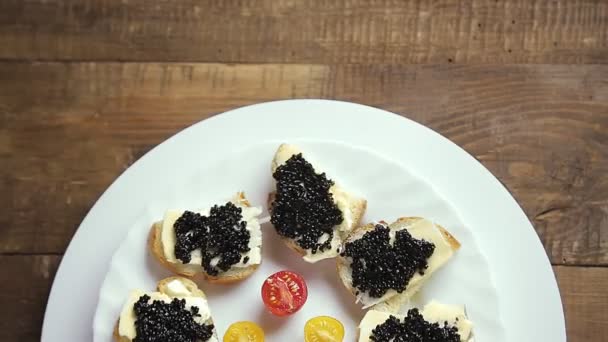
[[114, 276, 219, 342], [337, 217, 460, 310], [358, 301, 474, 342], [268, 144, 367, 263], [149, 192, 261, 283]]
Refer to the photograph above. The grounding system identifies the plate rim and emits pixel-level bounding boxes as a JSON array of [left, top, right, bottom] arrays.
[[42, 99, 566, 341]]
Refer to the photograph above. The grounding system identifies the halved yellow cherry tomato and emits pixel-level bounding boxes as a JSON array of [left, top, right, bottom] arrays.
[[304, 316, 345, 342], [223, 321, 265, 342]]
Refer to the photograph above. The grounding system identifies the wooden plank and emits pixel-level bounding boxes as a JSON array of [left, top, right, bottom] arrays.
[[0, 0, 606, 63], [0, 255, 61, 342], [556, 266, 608, 342], [0, 257, 603, 341], [0, 62, 607, 264]]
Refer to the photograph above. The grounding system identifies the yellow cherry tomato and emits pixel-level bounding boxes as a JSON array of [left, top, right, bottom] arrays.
[[304, 316, 345, 342], [223, 321, 265, 342]]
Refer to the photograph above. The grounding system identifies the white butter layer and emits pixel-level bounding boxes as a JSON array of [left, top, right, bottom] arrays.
[[164, 278, 191, 296], [302, 185, 358, 262], [302, 231, 342, 263], [160, 198, 262, 273], [271, 144, 303, 171], [422, 301, 473, 340], [118, 279, 215, 341], [331, 185, 354, 235], [358, 302, 473, 342], [352, 219, 455, 308]]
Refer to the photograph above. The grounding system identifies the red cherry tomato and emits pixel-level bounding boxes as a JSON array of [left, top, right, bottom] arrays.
[[261, 270, 308, 316]]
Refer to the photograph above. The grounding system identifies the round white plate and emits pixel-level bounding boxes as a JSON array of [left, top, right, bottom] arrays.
[[42, 100, 565, 341], [93, 141, 504, 341]]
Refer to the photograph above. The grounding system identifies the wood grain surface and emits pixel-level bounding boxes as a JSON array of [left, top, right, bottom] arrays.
[[1, 1, 607, 341], [0, 0, 607, 63]]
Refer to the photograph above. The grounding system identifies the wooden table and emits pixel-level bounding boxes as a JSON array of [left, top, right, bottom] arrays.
[[1, 1, 606, 341]]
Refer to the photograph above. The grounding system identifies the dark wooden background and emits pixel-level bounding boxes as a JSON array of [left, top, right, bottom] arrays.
[[1, 1, 607, 341]]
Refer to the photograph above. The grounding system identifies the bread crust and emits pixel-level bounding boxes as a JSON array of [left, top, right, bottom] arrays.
[[149, 192, 260, 283], [337, 217, 460, 309], [114, 277, 218, 342]]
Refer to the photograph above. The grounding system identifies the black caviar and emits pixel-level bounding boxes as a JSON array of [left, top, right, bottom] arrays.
[[341, 224, 435, 298], [174, 202, 250, 276], [270, 153, 343, 253], [133, 294, 214, 342], [370, 309, 460, 342]]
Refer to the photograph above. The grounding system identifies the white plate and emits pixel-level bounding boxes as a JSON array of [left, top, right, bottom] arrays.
[[42, 100, 565, 341], [93, 141, 504, 341]]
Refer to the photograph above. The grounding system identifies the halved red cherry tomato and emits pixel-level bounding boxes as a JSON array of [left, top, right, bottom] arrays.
[[261, 270, 308, 316]]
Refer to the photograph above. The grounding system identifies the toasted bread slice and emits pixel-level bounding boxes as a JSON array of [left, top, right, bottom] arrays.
[[114, 277, 219, 342], [269, 144, 367, 263], [358, 301, 474, 342], [149, 192, 261, 283], [337, 217, 460, 310]]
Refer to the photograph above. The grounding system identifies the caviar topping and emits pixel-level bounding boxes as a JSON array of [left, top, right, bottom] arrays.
[[370, 309, 460, 342], [271, 153, 343, 254], [133, 294, 214, 342], [341, 224, 435, 298], [174, 202, 250, 276]]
